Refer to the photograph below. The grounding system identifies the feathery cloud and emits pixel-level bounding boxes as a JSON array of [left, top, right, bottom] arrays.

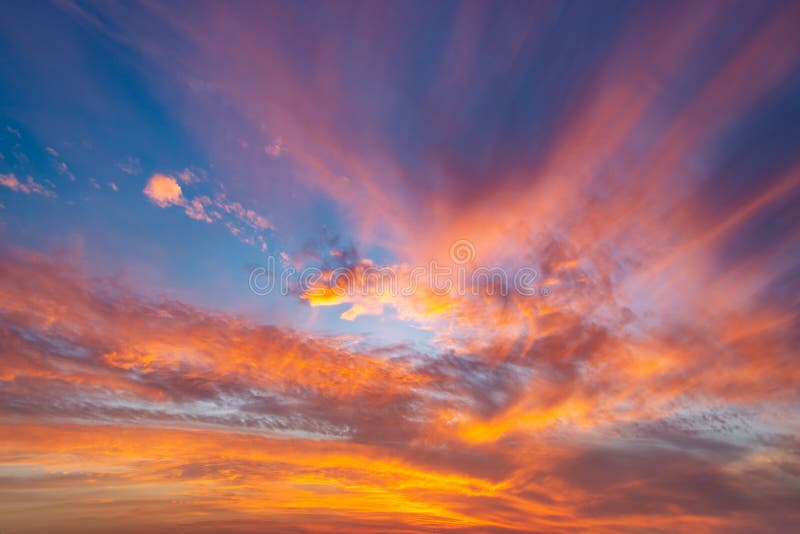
[[0, 173, 56, 197]]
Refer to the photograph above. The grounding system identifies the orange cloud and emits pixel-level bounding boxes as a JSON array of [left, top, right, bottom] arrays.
[[2, 247, 799, 531], [143, 173, 183, 207], [4, 1, 800, 531]]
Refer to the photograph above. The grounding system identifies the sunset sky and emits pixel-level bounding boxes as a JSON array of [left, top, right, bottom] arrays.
[[1, 1, 800, 532]]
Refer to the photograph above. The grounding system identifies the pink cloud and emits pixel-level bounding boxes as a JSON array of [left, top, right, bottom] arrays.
[[184, 195, 213, 222], [264, 136, 284, 157], [0, 173, 57, 198], [218, 196, 272, 230]]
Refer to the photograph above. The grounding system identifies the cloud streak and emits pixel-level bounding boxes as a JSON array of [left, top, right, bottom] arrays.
[[0, 173, 56, 197]]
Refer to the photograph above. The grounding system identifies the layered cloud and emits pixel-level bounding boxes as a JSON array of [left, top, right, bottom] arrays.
[[2, 1, 800, 532], [1, 244, 799, 532]]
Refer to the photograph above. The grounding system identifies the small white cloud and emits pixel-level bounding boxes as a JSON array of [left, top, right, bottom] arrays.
[[109, 182, 118, 191], [45, 146, 59, 157]]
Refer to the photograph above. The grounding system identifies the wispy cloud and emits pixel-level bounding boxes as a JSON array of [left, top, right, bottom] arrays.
[[42, 146, 76, 181], [264, 136, 284, 158], [0, 172, 57, 197], [143, 172, 271, 248], [116, 155, 142, 175]]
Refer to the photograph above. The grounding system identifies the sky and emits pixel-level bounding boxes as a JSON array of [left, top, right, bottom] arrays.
[[1, 1, 799, 532]]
